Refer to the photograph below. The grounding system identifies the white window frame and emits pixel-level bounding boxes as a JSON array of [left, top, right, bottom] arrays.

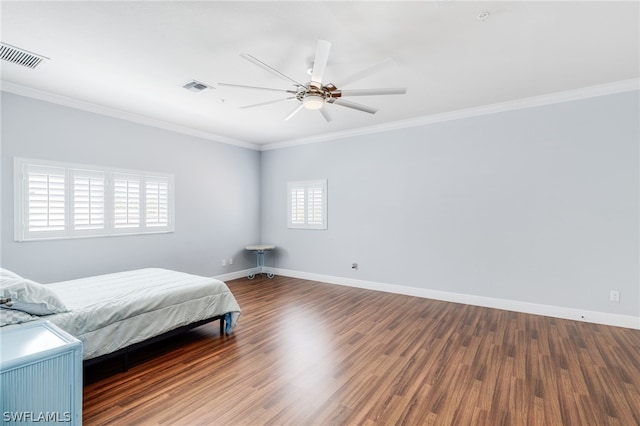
[[287, 179, 327, 230], [14, 157, 174, 241]]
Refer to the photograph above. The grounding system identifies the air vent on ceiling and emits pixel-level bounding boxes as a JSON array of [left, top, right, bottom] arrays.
[[0, 42, 48, 69], [182, 80, 211, 93]]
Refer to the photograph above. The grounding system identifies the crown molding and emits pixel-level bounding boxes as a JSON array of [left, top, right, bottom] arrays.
[[260, 78, 640, 151], [3, 78, 637, 152], [0, 81, 260, 151]]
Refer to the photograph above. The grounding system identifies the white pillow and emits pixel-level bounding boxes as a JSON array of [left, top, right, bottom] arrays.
[[0, 277, 69, 316]]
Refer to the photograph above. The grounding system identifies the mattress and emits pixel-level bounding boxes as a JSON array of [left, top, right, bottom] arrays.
[[45, 268, 241, 360]]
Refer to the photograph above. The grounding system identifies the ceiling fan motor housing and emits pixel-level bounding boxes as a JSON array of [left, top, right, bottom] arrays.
[[301, 81, 338, 109]]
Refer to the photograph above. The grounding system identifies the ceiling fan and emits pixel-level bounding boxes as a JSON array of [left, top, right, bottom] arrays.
[[218, 40, 407, 122]]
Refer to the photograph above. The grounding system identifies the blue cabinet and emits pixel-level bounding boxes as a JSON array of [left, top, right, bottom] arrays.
[[1, 320, 83, 425]]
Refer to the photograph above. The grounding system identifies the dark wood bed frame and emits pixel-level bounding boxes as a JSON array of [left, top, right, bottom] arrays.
[[83, 314, 226, 372]]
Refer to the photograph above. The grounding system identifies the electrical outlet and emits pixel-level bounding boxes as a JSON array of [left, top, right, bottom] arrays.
[[610, 290, 620, 302], [221, 259, 227, 267], [229, 257, 233, 265]]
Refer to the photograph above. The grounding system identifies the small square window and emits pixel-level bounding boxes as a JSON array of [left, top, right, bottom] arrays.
[[287, 179, 327, 230]]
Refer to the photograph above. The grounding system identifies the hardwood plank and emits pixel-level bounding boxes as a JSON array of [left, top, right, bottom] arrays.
[[83, 276, 640, 425]]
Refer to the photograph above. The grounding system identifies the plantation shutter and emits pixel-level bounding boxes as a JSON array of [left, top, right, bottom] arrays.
[[306, 184, 325, 226], [113, 174, 140, 229], [26, 165, 66, 233], [145, 177, 169, 227], [15, 158, 174, 241], [287, 180, 327, 230], [290, 185, 306, 225], [72, 170, 105, 230]]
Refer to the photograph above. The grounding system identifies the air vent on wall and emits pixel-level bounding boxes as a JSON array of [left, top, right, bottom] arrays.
[[182, 80, 211, 93], [0, 42, 48, 69]]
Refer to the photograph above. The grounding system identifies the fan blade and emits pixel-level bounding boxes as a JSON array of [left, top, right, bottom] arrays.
[[311, 40, 331, 86], [240, 53, 305, 87], [337, 58, 393, 88], [219, 82, 297, 94], [319, 107, 332, 122], [328, 98, 378, 114], [284, 103, 304, 121], [241, 97, 296, 109], [338, 88, 407, 97]]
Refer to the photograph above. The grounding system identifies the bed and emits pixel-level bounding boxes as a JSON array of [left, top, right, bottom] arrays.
[[0, 268, 241, 364]]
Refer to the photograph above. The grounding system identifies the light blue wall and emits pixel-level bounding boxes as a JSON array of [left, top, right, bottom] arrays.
[[2, 90, 638, 318], [261, 91, 640, 317], [1, 92, 261, 282]]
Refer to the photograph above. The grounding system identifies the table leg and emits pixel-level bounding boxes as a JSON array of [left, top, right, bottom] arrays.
[[247, 249, 275, 279]]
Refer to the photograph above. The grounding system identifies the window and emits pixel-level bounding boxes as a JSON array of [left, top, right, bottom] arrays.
[[113, 174, 141, 229], [287, 179, 327, 230], [72, 169, 105, 231], [145, 177, 169, 227], [25, 165, 66, 236], [14, 158, 174, 241]]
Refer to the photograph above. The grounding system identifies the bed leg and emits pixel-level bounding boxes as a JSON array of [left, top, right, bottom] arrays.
[[220, 317, 225, 336]]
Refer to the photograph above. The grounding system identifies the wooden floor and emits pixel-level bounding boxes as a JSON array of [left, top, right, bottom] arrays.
[[83, 275, 640, 425]]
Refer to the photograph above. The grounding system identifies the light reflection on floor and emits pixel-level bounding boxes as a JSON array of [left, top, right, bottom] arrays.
[[279, 306, 336, 395]]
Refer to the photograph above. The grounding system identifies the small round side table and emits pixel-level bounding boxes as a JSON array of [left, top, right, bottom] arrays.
[[245, 245, 276, 279]]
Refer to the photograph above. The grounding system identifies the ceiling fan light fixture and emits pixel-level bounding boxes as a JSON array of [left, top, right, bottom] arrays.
[[303, 93, 324, 110]]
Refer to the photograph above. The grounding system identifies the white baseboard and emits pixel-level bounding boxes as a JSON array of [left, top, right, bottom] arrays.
[[274, 268, 640, 330], [214, 268, 253, 281]]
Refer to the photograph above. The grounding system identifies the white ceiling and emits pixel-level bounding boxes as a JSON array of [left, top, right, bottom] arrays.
[[1, 1, 638, 148]]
